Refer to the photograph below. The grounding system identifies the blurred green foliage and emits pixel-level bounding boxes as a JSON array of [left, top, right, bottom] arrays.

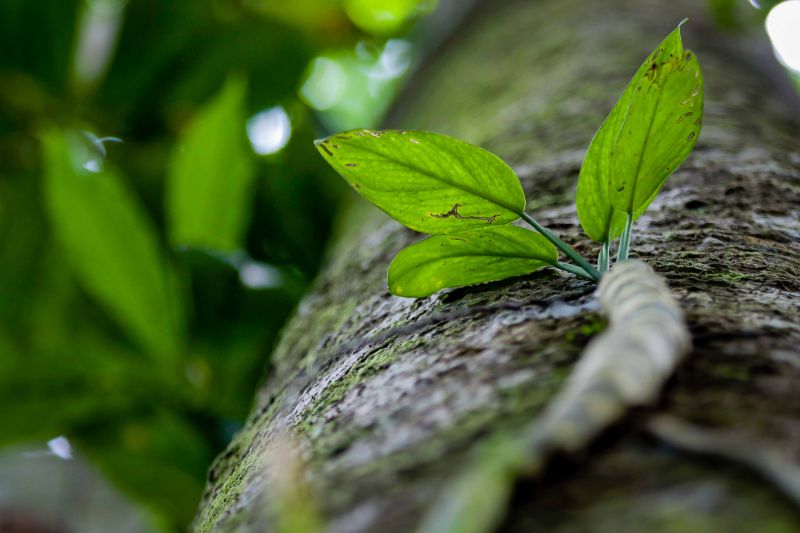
[[1, 0, 795, 529], [0, 0, 433, 529], [344, 0, 438, 36], [707, 0, 785, 30], [167, 77, 255, 252]]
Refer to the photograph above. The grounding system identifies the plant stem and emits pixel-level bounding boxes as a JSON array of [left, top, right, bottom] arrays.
[[554, 261, 595, 280], [598, 240, 610, 274], [519, 211, 600, 281], [617, 213, 634, 262]]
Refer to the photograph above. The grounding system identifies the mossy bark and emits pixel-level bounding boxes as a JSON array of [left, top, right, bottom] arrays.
[[194, 0, 800, 530]]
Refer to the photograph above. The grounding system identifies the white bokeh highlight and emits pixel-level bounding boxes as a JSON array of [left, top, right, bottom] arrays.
[[47, 436, 73, 460], [239, 261, 283, 290], [246, 106, 292, 155], [766, 0, 800, 73], [300, 57, 347, 111]]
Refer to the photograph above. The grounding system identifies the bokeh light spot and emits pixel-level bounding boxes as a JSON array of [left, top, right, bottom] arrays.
[[300, 57, 347, 111], [247, 106, 292, 155], [239, 261, 283, 290], [766, 0, 800, 73]]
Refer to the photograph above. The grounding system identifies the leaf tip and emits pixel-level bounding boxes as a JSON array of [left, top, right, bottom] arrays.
[[314, 137, 335, 158]]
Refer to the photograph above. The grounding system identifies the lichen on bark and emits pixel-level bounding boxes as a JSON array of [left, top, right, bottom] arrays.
[[193, 0, 800, 530]]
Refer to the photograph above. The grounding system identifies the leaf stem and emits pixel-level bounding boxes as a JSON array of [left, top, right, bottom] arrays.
[[617, 213, 634, 262], [519, 212, 600, 281], [554, 262, 595, 280], [598, 240, 610, 274]]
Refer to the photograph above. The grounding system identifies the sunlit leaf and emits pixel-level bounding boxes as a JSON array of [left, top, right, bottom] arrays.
[[609, 26, 703, 213], [577, 23, 703, 242], [167, 77, 256, 251], [42, 129, 185, 360], [388, 225, 557, 298], [316, 129, 526, 234], [344, 0, 437, 36], [576, 115, 629, 243]]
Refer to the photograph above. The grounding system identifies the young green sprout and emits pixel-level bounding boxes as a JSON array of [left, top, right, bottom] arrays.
[[577, 19, 703, 270], [316, 21, 702, 298]]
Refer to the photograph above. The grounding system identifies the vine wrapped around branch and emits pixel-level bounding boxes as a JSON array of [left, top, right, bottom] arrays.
[[421, 260, 692, 533], [526, 259, 692, 458]]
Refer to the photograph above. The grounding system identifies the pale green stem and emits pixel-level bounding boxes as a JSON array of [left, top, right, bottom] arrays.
[[519, 212, 600, 281], [598, 240, 610, 274], [617, 213, 634, 262], [554, 261, 595, 280]]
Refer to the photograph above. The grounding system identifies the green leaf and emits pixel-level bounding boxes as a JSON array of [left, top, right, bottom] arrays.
[[577, 23, 703, 242], [167, 77, 255, 251], [576, 108, 630, 243], [388, 225, 557, 298], [42, 129, 185, 360], [316, 130, 526, 234], [344, 0, 438, 36]]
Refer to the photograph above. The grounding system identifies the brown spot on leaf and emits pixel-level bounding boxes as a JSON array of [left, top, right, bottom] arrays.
[[431, 203, 498, 224]]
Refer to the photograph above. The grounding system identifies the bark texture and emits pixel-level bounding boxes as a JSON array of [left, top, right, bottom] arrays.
[[194, 0, 800, 530]]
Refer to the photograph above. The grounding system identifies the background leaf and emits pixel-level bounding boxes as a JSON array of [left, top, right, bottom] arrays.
[[317, 129, 526, 234], [43, 129, 185, 360], [388, 225, 557, 297], [344, 0, 438, 36], [577, 24, 703, 242], [167, 77, 255, 252]]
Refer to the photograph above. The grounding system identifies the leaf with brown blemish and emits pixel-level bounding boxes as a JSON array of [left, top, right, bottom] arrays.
[[576, 21, 704, 243], [315, 129, 526, 234]]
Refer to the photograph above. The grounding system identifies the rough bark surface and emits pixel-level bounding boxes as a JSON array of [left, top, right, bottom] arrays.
[[194, 0, 800, 530]]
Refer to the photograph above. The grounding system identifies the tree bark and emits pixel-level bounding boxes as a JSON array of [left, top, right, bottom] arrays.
[[194, 0, 800, 530]]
